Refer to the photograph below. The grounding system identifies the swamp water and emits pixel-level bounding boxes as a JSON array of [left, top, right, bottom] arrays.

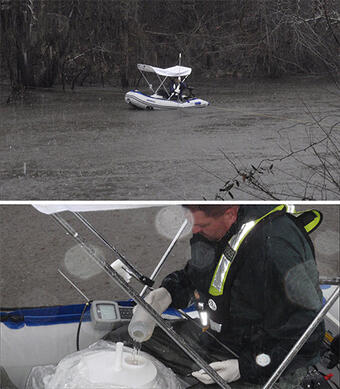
[[0, 77, 339, 200]]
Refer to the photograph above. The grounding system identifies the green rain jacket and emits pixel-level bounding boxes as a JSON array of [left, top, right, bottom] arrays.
[[161, 205, 325, 384]]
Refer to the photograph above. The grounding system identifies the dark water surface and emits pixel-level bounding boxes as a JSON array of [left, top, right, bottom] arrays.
[[0, 77, 339, 200]]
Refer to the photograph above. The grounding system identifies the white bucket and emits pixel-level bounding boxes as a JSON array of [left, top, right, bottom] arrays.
[[83, 343, 157, 387], [25, 340, 182, 389]]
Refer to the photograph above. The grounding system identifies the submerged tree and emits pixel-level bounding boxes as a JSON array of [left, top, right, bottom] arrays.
[[0, 0, 36, 89], [0, 0, 339, 96]]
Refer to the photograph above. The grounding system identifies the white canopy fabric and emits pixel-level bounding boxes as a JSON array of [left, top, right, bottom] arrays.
[[137, 64, 192, 77], [33, 204, 159, 215]]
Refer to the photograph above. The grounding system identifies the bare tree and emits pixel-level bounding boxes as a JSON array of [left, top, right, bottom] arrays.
[[0, 0, 36, 92], [1, 0, 339, 96], [215, 110, 340, 200]]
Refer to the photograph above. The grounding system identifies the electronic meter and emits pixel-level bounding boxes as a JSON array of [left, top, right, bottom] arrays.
[[90, 301, 133, 330]]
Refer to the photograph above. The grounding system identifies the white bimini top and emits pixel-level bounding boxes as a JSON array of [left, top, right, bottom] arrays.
[[137, 64, 192, 77]]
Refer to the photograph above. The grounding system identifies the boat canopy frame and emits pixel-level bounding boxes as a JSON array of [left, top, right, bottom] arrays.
[[136, 63, 192, 98]]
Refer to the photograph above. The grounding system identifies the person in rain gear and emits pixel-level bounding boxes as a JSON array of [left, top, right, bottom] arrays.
[[106, 205, 325, 388], [169, 77, 187, 101]]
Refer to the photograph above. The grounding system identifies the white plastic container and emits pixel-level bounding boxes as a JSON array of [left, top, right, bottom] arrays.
[[82, 342, 157, 387], [128, 305, 156, 343], [25, 340, 182, 389], [128, 288, 172, 342]]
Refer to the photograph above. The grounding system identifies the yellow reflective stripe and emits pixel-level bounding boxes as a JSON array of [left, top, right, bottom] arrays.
[[253, 204, 287, 224], [208, 204, 287, 297], [209, 285, 220, 297], [305, 210, 321, 233], [218, 259, 232, 295], [293, 209, 321, 233], [231, 205, 286, 252], [209, 254, 225, 295], [209, 254, 232, 296], [230, 221, 255, 252]]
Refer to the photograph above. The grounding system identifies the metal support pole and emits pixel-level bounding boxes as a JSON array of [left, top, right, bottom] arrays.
[[140, 219, 188, 298], [139, 70, 154, 92], [73, 212, 153, 287], [52, 213, 231, 389], [263, 286, 340, 389], [58, 269, 90, 301], [154, 74, 168, 95]]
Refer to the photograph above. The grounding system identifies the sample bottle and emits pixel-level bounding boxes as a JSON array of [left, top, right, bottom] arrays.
[[128, 305, 156, 342]]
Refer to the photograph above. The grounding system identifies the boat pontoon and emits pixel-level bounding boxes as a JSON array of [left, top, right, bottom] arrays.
[[125, 61, 209, 110], [0, 205, 339, 389]]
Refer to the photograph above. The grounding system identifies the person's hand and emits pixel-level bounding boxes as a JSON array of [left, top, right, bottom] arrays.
[[192, 359, 240, 385], [144, 287, 172, 314]]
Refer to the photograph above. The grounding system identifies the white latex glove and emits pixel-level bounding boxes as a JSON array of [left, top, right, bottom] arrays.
[[192, 359, 240, 385], [144, 287, 172, 314], [132, 287, 172, 314]]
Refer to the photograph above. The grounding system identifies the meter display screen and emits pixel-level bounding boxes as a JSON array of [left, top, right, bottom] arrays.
[[96, 303, 117, 320]]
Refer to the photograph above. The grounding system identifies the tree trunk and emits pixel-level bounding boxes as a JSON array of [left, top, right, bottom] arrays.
[[119, 0, 130, 88]]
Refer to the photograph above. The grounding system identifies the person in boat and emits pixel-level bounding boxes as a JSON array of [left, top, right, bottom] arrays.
[[169, 77, 188, 101], [107, 205, 324, 388]]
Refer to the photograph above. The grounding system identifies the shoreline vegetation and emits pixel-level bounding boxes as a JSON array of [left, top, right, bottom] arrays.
[[1, 0, 339, 99]]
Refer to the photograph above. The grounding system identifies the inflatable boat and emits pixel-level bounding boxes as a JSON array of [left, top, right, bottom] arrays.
[[125, 62, 209, 110], [1, 205, 339, 389]]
